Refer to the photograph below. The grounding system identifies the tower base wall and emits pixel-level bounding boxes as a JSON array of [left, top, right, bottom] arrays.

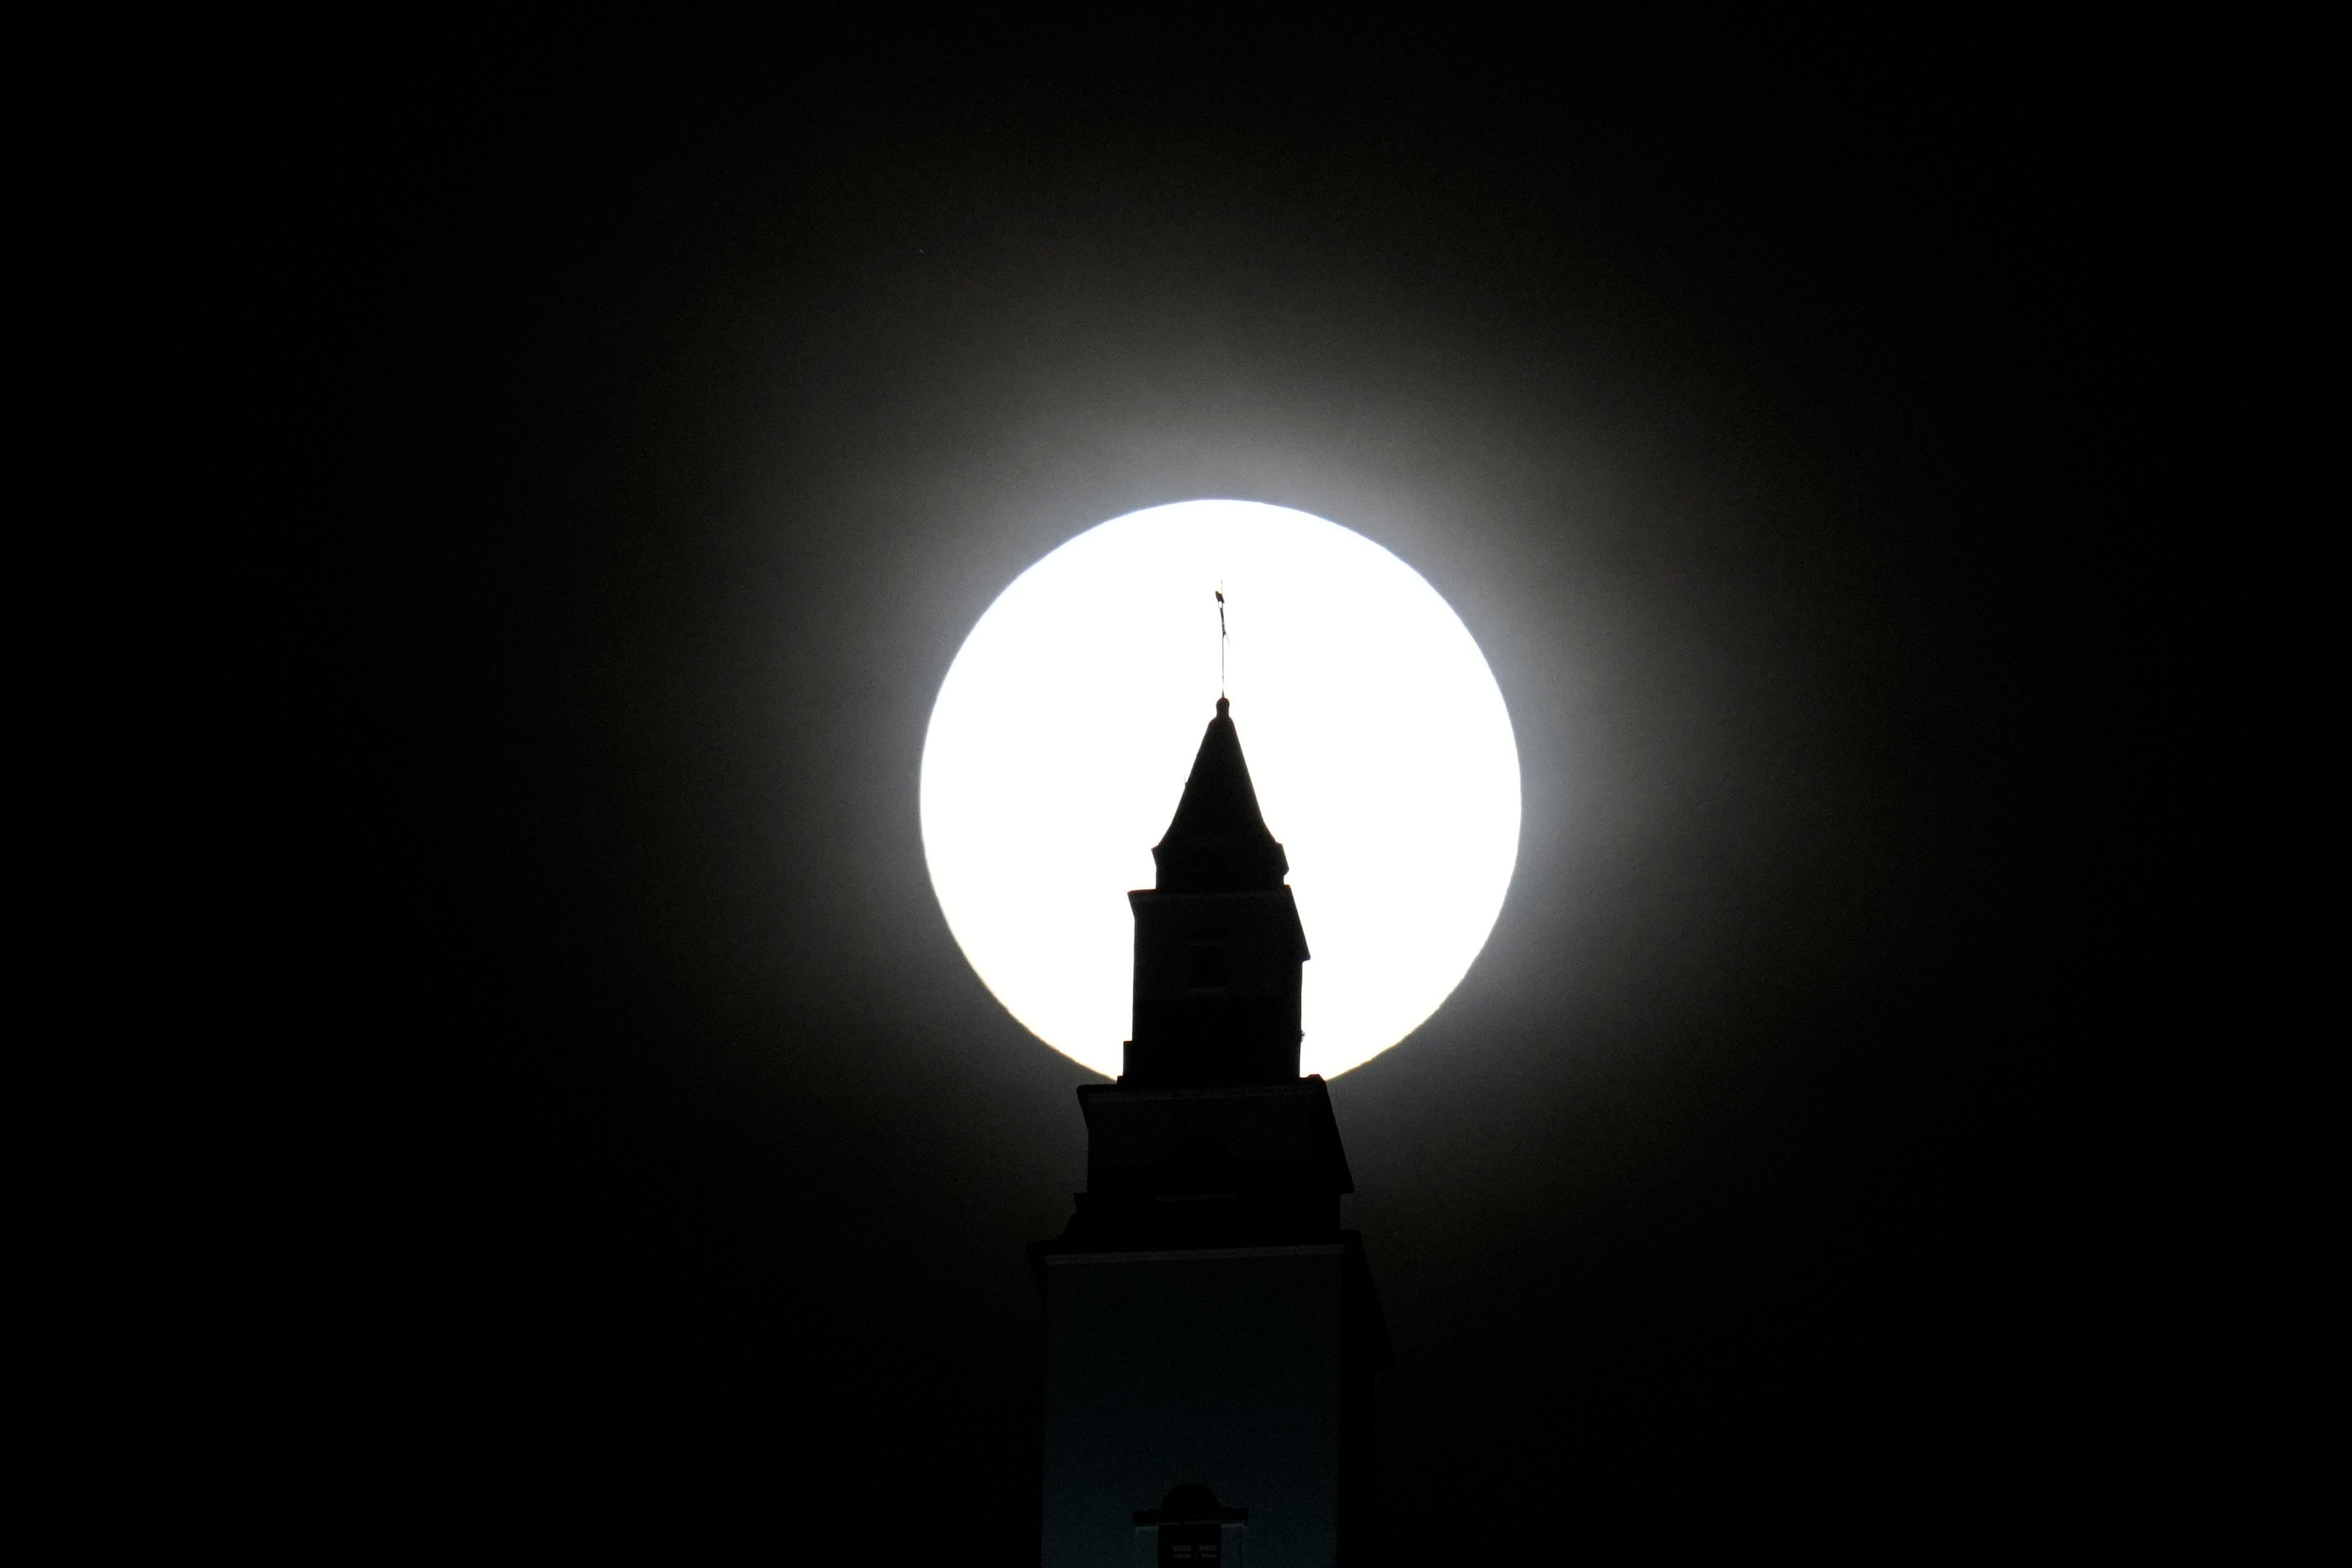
[[1041, 1244, 1349, 1568]]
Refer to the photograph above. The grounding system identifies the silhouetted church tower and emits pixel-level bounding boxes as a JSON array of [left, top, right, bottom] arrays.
[[1036, 698, 1392, 1566]]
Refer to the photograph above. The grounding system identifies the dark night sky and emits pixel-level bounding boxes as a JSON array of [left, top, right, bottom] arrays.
[[198, 12, 2317, 1557]]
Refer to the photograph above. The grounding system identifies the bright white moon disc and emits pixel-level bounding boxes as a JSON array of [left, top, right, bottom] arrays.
[[920, 500, 1520, 1079]]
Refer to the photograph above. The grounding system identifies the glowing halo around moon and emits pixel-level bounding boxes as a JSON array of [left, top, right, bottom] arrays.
[[920, 500, 1521, 1079]]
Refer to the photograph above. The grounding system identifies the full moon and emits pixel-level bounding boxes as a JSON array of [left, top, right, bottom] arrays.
[[921, 500, 1521, 1079]]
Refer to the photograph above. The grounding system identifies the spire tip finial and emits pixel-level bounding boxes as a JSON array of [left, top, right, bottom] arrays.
[[1215, 584, 1227, 699], [1216, 695, 1229, 717]]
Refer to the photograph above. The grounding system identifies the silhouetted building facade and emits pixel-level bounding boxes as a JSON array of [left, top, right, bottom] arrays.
[[1036, 698, 1392, 1566]]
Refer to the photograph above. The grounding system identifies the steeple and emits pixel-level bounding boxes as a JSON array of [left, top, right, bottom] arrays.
[[1151, 696, 1289, 893], [1125, 698, 1310, 1088], [1034, 694, 1390, 1566]]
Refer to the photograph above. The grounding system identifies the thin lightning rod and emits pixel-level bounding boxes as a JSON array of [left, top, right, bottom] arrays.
[[1215, 586, 1227, 696]]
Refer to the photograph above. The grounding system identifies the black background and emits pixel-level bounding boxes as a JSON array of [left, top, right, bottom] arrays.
[[192, 10, 2315, 1558]]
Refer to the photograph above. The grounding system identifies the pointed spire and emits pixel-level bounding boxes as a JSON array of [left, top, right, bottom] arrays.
[[1152, 697, 1290, 892]]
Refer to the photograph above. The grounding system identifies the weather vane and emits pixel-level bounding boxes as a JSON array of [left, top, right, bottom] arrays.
[[1216, 585, 1227, 695]]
